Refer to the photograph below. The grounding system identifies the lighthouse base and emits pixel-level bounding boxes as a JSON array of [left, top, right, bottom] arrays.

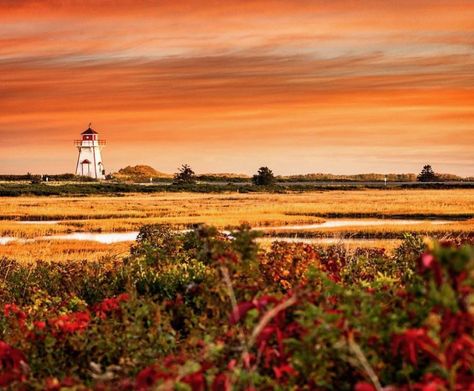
[[75, 145, 105, 179]]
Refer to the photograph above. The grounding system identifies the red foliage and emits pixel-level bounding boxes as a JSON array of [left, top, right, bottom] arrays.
[[229, 295, 278, 325], [93, 293, 130, 319], [408, 373, 447, 391], [354, 382, 376, 391], [229, 301, 255, 325], [318, 246, 348, 282], [34, 320, 46, 330], [0, 341, 28, 387], [135, 366, 164, 391], [273, 363, 297, 379], [134, 354, 199, 390], [392, 328, 439, 365], [216, 251, 239, 265], [1, 240, 472, 390], [419, 252, 443, 286], [3, 304, 26, 328], [261, 242, 320, 288], [212, 373, 231, 391], [49, 311, 91, 335], [445, 334, 474, 371], [181, 371, 206, 391], [440, 309, 473, 339], [44, 376, 76, 391]]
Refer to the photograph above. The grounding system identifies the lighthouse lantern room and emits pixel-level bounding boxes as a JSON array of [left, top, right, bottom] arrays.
[[74, 124, 106, 179]]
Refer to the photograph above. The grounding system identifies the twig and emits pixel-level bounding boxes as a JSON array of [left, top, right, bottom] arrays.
[[221, 266, 298, 378], [247, 295, 297, 350], [220, 266, 250, 357], [347, 334, 383, 391]]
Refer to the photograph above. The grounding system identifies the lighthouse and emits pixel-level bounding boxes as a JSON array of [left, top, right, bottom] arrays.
[[74, 124, 106, 179]]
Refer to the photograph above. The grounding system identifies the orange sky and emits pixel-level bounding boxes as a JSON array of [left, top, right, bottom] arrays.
[[1, 0, 473, 175]]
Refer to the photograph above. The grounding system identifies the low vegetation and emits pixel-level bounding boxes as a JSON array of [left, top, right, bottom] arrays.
[[1, 164, 472, 185], [1, 164, 472, 197], [0, 225, 472, 389], [1, 181, 473, 197]]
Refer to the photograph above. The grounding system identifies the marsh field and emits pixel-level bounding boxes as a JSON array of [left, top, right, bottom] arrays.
[[0, 189, 473, 262]]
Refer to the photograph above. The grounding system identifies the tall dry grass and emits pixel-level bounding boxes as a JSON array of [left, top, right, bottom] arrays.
[[0, 190, 472, 238], [0, 240, 130, 264], [259, 220, 474, 238]]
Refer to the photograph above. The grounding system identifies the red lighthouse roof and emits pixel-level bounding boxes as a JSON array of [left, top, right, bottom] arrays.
[[81, 127, 98, 135]]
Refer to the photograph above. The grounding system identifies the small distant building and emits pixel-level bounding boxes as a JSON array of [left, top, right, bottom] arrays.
[[74, 124, 106, 179]]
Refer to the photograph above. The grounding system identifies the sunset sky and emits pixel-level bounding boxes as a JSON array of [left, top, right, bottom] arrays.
[[1, 0, 473, 176]]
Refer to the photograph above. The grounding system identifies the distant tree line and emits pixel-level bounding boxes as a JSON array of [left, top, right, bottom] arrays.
[[0, 164, 470, 184], [169, 164, 467, 185], [277, 173, 418, 183]]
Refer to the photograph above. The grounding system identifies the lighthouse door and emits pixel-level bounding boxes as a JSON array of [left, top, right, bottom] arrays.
[[80, 159, 92, 177]]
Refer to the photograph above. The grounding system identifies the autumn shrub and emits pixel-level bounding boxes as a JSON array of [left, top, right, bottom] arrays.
[[135, 241, 472, 390], [2, 293, 176, 386], [0, 258, 127, 305], [0, 225, 472, 389], [260, 241, 320, 289]]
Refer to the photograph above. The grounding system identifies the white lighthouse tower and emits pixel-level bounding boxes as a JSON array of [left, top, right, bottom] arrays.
[[74, 124, 106, 179]]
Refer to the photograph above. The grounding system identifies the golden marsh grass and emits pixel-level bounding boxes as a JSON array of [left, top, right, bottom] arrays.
[[0, 240, 130, 264], [260, 220, 474, 237], [0, 189, 473, 238], [0, 190, 472, 261]]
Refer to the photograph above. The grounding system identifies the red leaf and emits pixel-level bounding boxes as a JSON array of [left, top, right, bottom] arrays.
[[182, 372, 205, 391], [273, 363, 297, 379], [229, 302, 255, 324], [421, 253, 435, 268], [212, 373, 231, 391], [392, 328, 439, 366], [354, 382, 376, 391], [135, 366, 168, 391], [0, 341, 28, 387]]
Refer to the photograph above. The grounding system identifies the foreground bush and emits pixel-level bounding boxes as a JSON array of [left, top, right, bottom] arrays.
[[0, 226, 472, 389]]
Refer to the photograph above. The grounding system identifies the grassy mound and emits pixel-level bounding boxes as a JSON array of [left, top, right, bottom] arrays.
[[114, 165, 171, 181]]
